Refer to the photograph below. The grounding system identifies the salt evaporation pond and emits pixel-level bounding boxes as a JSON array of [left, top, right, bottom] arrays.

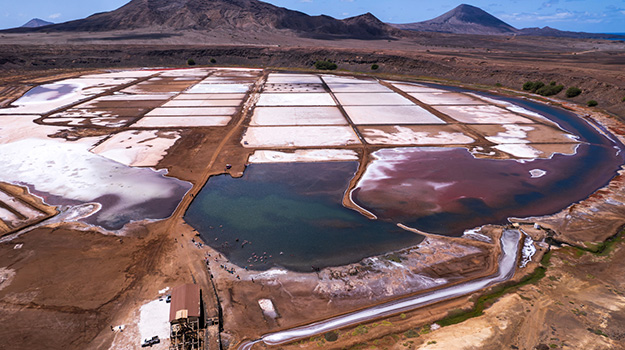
[[353, 94, 625, 236], [184, 162, 424, 271], [21, 84, 79, 102], [0, 139, 191, 231], [188, 83, 624, 269]]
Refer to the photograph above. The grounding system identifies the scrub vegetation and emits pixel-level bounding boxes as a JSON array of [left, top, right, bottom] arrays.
[[523, 81, 564, 97], [314, 60, 338, 70], [565, 87, 582, 98]]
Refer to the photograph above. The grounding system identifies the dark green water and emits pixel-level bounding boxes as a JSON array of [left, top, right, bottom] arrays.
[[184, 162, 424, 271]]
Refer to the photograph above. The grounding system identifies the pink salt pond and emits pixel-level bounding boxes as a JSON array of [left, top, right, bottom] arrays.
[[352, 144, 623, 236]]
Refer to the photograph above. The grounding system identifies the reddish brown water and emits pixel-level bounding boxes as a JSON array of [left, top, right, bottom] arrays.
[[352, 89, 625, 236], [352, 144, 620, 236]]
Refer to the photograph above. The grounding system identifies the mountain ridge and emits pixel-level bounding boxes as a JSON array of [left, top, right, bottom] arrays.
[[5, 1, 624, 41], [4, 0, 400, 40]]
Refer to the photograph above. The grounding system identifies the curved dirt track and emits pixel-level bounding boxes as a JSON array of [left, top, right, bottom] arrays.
[[238, 229, 521, 350]]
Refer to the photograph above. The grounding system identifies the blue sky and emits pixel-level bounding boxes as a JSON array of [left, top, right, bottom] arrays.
[[1, 0, 623, 32]]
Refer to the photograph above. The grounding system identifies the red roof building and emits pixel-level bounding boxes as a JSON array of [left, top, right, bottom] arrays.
[[169, 284, 201, 323]]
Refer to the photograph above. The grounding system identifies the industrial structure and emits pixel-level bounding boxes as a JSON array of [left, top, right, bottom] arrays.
[[169, 284, 204, 350]]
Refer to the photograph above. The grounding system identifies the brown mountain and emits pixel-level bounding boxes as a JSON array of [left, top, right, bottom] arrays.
[[392, 4, 516, 35], [5, 0, 399, 39]]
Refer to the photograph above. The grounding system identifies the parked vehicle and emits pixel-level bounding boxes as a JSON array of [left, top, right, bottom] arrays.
[[141, 336, 160, 347]]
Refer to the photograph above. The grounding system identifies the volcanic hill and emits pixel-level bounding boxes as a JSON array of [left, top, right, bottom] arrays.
[[392, 4, 515, 35], [392, 3, 624, 39]]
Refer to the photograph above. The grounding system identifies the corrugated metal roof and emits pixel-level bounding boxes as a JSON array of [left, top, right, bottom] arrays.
[[169, 283, 201, 322]]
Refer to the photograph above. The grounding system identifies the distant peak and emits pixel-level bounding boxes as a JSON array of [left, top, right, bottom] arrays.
[[456, 4, 478, 9], [345, 12, 379, 20], [21, 18, 54, 28], [392, 4, 517, 35]]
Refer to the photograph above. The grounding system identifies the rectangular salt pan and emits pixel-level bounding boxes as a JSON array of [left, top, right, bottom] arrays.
[[334, 93, 414, 106], [390, 83, 448, 93], [162, 100, 242, 107], [121, 86, 185, 94], [263, 84, 326, 93], [158, 69, 212, 77], [242, 126, 361, 148], [200, 78, 257, 84], [134, 117, 231, 127], [257, 93, 336, 106], [146, 107, 238, 116], [326, 83, 393, 93], [359, 125, 475, 145], [409, 92, 487, 105], [322, 75, 378, 84], [97, 94, 174, 101], [266, 74, 322, 84], [343, 105, 445, 125], [251, 107, 347, 126], [471, 124, 578, 144], [249, 149, 359, 163], [186, 84, 251, 94], [175, 93, 247, 100], [435, 105, 534, 124]]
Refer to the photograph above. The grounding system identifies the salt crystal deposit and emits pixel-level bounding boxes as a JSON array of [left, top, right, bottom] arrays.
[[250, 107, 347, 126], [334, 93, 414, 106], [257, 93, 336, 106], [343, 105, 444, 125], [134, 116, 232, 127], [91, 130, 181, 167], [241, 126, 360, 148], [360, 126, 474, 145], [248, 149, 359, 163]]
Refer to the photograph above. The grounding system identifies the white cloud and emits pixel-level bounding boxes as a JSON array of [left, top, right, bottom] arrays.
[[49, 13, 61, 19], [501, 10, 576, 22]]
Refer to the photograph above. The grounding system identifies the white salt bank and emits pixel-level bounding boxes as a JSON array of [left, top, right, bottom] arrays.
[[248, 149, 359, 163], [241, 126, 360, 148], [91, 130, 181, 167]]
